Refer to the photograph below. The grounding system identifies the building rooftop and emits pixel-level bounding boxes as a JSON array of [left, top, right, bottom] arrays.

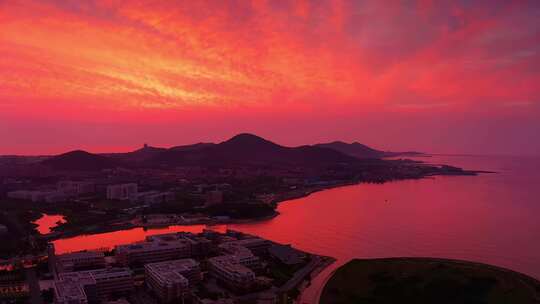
[[54, 279, 87, 303], [145, 259, 199, 286], [222, 237, 269, 248], [208, 256, 254, 277], [116, 239, 190, 253], [59, 268, 132, 283], [268, 244, 305, 265], [218, 243, 253, 257], [58, 272, 96, 287], [58, 250, 105, 260]]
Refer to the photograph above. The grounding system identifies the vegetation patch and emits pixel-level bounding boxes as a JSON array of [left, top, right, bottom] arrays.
[[321, 258, 540, 304]]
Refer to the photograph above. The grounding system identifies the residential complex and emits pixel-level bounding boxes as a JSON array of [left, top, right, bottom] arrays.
[[44, 230, 315, 304]]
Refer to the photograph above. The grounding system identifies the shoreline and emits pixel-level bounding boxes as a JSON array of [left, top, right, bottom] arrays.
[[44, 181, 356, 241], [44, 170, 483, 242]]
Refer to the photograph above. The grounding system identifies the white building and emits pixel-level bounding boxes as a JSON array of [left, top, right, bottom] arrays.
[[54, 279, 89, 304], [268, 244, 306, 265], [115, 238, 191, 266], [222, 238, 271, 255], [208, 255, 256, 291], [106, 183, 138, 201], [57, 181, 95, 196], [145, 259, 201, 303], [56, 268, 133, 303], [7, 190, 68, 203], [218, 244, 261, 269], [146, 232, 212, 257], [55, 251, 106, 273]]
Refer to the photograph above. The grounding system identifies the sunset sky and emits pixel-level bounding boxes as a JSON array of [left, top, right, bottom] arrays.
[[1, 0, 539, 155]]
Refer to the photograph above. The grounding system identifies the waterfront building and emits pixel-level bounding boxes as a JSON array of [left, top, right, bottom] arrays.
[[115, 239, 191, 266], [55, 251, 106, 273], [222, 238, 271, 255], [208, 240, 262, 291], [56, 268, 133, 303], [217, 244, 261, 270], [146, 232, 212, 257], [268, 245, 306, 265], [208, 255, 256, 291], [141, 214, 178, 227], [106, 183, 138, 201], [145, 259, 201, 303]]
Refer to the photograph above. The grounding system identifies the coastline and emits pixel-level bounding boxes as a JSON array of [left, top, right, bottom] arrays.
[[44, 181, 356, 241], [44, 169, 483, 242]]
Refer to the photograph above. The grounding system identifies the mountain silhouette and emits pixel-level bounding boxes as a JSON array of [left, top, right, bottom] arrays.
[[149, 133, 358, 167], [38, 134, 414, 171], [315, 141, 384, 158], [42, 150, 121, 171], [315, 141, 424, 159]]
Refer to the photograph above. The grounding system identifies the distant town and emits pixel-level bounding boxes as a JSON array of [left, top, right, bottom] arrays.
[[0, 134, 483, 303]]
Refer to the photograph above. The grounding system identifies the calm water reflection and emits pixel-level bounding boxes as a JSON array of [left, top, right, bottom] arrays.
[[34, 214, 66, 234], [52, 155, 540, 303], [52, 225, 226, 253]]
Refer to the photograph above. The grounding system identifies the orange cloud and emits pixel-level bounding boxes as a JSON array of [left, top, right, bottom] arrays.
[[0, 0, 539, 154]]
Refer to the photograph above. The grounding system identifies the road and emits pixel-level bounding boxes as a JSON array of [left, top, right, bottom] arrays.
[[234, 256, 328, 303], [278, 256, 322, 293]]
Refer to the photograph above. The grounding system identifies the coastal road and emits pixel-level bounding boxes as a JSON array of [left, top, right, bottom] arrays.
[[278, 256, 322, 293], [234, 256, 327, 302], [299, 264, 338, 304]]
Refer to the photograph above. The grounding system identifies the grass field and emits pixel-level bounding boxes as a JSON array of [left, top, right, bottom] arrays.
[[320, 257, 540, 304]]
